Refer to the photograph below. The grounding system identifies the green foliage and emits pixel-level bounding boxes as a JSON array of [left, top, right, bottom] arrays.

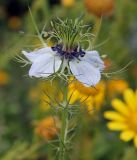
[[1, 142, 40, 160]]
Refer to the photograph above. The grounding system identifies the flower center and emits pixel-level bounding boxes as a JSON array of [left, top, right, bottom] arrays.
[[52, 45, 85, 60]]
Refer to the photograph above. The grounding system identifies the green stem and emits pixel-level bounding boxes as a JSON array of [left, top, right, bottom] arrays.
[[59, 108, 68, 160], [58, 84, 69, 160]]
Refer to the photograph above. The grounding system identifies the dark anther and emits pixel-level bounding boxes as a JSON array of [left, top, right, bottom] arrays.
[[52, 45, 85, 60], [79, 49, 85, 57], [71, 51, 79, 58], [51, 46, 57, 51]]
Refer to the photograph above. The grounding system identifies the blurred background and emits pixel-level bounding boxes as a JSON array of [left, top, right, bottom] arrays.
[[0, 0, 137, 159]]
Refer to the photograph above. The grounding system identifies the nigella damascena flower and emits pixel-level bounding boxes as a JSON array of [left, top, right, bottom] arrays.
[[22, 17, 105, 87], [22, 46, 104, 87]]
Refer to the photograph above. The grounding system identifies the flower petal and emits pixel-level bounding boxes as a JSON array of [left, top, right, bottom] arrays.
[[104, 111, 125, 121], [123, 89, 137, 111], [120, 130, 135, 142], [111, 99, 129, 116], [29, 54, 62, 77], [22, 47, 52, 62], [134, 135, 137, 148], [68, 90, 80, 104], [135, 90, 137, 108], [107, 122, 128, 131], [83, 50, 105, 70], [69, 60, 101, 87]]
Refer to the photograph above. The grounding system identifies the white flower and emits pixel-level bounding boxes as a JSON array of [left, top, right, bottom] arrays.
[[22, 46, 104, 87]]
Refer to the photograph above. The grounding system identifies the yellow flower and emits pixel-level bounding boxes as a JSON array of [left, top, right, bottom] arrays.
[[37, 79, 105, 113], [39, 81, 60, 111], [61, 0, 75, 7], [35, 116, 60, 140], [84, 0, 115, 17], [107, 79, 128, 97], [0, 70, 9, 86], [68, 79, 106, 112], [104, 88, 137, 147], [29, 81, 60, 111]]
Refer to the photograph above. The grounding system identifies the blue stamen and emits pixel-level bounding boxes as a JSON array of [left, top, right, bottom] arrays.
[[51, 45, 85, 60]]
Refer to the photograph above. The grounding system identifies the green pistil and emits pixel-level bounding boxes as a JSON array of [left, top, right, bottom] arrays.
[[49, 17, 94, 51]]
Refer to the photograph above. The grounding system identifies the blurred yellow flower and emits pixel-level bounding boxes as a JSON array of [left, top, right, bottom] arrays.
[[84, 0, 115, 17], [33, 79, 106, 113], [35, 116, 60, 140], [28, 81, 60, 111], [0, 70, 9, 86], [61, 0, 75, 7], [104, 88, 137, 147], [107, 79, 128, 97], [39, 81, 60, 111], [68, 79, 106, 112]]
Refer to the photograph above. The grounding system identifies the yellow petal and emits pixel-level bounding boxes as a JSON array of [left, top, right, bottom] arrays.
[[107, 122, 127, 131], [61, 0, 75, 7], [134, 135, 137, 148], [123, 89, 136, 111], [94, 92, 105, 110], [79, 93, 90, 102], [111, 99, 129, 116], [135, 90, 137, 106], [68, 90, 80, 104], [87, 104, 94, 114], [84, 97, 93, 105], [120, 130, 134, 142], [104, 111, 125, 121]]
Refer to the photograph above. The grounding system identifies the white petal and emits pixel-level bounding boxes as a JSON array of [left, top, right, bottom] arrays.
[[29, 53, 62, 78], [69, 60, 101, 87], [82, 50, 105, 70], [22, 47, 53, 62]]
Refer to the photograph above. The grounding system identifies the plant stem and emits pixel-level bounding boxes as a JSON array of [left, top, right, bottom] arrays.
[[58, 83, 69, 160], [59, 108, 68, 160]]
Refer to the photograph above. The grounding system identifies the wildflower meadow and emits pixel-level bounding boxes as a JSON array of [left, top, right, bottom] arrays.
[[0, 0, 137, 160]]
